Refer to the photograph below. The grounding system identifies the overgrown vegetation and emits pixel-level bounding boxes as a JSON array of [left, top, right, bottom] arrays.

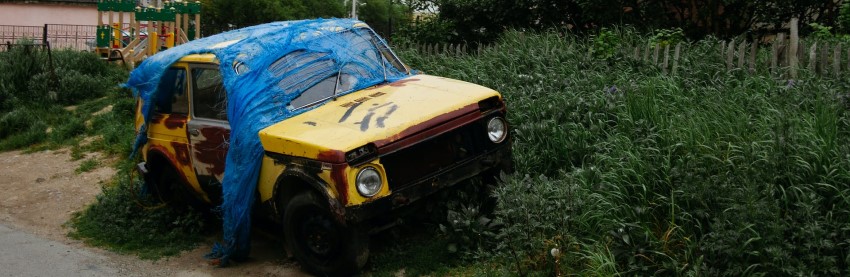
[[394, 29, 850, 275], [0, 44, 130, 152], [0, 45, 207, 259], [69, 162, 208, 259]]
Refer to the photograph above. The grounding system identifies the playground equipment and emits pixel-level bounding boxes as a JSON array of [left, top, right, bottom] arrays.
[[95, 0, 201, 67]]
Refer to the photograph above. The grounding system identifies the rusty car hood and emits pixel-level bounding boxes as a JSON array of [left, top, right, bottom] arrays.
[[258, 74, 501, 162]]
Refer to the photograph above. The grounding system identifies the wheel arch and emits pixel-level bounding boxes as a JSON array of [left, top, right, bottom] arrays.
[[274, 166, 346, 224]]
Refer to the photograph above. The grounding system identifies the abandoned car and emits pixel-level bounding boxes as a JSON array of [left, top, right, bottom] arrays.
[[129, 19, 512, 275]]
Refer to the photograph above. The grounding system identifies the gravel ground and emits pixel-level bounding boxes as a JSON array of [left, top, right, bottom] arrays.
[[0, 148, 309, 276]]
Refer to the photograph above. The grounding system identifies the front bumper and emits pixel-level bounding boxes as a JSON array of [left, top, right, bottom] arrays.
[[344, 143, 512, 223]]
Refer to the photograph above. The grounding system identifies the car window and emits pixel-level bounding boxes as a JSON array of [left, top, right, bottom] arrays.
[[191, 67, 228, 121], [154, 67, 188, 114], [271, 28, 407, 111], [288, 74, 337, 109]]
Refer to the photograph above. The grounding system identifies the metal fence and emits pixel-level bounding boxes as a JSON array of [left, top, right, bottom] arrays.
[[0, 25, 42, 45], [0, 24, 110, 51], [45, 24, 97, 50]]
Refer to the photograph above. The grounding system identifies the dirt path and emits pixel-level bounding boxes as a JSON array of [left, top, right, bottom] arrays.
[[0, 148, 309, 276]]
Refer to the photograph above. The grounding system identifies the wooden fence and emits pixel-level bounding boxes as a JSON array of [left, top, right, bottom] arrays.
[[399, 18, 849, 79]]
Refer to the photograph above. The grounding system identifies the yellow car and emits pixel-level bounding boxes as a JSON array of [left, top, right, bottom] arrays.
[[130, 19, 512, 275]]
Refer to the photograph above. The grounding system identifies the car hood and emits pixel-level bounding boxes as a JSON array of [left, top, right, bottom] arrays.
[[258, 74, 501, 162]]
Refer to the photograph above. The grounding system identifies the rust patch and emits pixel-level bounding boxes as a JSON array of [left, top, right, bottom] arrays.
[[163, 114, 187, 129], [147, 145, 193, 186], [317, 149, 345, 163], [150, 114, 164, 124], [192, 127, 230, 177], [385, 78, 420, 87], [171, 142, 191, 165], [330, 164, 349, 206], [374, 103, 481, 152]]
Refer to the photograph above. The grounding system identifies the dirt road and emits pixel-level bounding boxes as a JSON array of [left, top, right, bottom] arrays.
[[0, 148, 309, 276]]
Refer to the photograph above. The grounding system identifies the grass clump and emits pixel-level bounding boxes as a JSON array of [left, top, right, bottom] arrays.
[[69, 165, 208, 259], [0, 44, 206, 260], [396, 30, 850, 275], [75, 159, 100, 174]]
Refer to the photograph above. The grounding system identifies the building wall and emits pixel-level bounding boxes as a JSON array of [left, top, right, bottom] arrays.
[[0, 3, 131, 27]]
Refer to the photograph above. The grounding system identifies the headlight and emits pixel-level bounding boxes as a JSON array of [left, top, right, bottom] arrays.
[[487, 117, 508, 143], [356, 167, 382, 197]]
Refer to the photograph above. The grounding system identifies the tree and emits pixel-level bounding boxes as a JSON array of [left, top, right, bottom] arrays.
[[424, 0, 842, 43], [200, 0, 348, 35], [356, 0, 411, 40]]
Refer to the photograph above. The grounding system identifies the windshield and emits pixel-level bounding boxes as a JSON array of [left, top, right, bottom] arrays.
[[268, 27, 408, 111]]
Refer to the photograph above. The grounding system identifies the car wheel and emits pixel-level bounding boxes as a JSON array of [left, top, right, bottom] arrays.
[[284, 192, 368, 276], [149, 163, 180, 204]]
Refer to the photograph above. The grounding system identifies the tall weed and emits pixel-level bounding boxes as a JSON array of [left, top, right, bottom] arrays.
[[398, 29, 850, 275]]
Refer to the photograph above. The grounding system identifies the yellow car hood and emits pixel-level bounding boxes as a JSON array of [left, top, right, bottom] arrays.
[[258, 74, 501, 161]]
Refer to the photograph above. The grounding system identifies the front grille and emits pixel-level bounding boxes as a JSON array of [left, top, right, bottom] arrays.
[[381, 117, 499, 190]]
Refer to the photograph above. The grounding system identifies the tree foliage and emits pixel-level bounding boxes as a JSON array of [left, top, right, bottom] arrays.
[[200, 0, 409, 38], [402, 0, 843, 43]]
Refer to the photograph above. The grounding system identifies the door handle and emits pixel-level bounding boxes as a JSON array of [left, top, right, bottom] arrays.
[[189, 129, 200, 136]]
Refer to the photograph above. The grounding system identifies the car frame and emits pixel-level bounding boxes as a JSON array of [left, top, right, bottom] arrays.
[[130, 19, 512, 275]]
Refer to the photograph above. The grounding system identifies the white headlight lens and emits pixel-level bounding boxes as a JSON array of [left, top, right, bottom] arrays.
[[487, 117, 507, 143], [356, 167, 382, 197]]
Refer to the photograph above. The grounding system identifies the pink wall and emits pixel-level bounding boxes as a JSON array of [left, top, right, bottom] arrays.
[[0, 3, 131, 26]]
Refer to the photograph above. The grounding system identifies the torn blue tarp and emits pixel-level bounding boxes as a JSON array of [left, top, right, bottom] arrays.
[[126, 18, 410, 265]]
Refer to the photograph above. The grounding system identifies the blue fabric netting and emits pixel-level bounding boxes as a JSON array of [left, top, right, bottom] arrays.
[[126, 18, 411, 265]]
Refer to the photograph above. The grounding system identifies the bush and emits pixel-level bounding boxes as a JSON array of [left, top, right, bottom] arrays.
[[0, 47, 126, 111], [69, 168, 208, 259], [0, 108, 40, 139], [57, 70, 109, 105], [397, 30, 850, 275]]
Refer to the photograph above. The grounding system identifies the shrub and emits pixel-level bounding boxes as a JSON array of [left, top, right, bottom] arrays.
[[0, 108, 40, 139], [57, 70, 109, 105], [69, 168, 208, 259], [397, 30, 850, 275]]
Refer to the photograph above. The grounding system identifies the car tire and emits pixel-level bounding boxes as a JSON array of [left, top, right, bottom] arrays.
[[148, 162, 202, 208], [284, 192, 368, 276], [149, 162, 180, 204]]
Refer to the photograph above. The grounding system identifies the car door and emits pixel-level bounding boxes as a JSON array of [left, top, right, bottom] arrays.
[[187, 63, 230, 205]]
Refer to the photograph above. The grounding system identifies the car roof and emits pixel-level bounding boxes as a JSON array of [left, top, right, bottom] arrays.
[[179, 53, 218, 63], [172, 21, 371, 65]]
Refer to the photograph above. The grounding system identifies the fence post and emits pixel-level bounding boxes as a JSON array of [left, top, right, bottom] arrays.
[[672, 42, 681, 75], [748, 39, 757, 73], [662, 44, 670, 73], [789, 18, 799, 79], [808, 42, 817, 72], [653, 44, 660, 65], [42, 24, 48, 45], [726, 39, 735, 70], [737, 41, 746, 69], [643, 43, 651, 62]]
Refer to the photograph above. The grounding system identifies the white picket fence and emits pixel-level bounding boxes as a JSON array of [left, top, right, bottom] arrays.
[[401, 18, 847, 79]]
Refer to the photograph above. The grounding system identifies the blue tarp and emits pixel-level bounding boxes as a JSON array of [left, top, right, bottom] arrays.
[[126, 18, 410, 265]]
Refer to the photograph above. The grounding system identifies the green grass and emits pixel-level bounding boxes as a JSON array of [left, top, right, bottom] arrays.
[[75, 159, 100, 174], [0, 48, 207, 260], [395, 30, 850, 275], [68, 165, 208, 259]]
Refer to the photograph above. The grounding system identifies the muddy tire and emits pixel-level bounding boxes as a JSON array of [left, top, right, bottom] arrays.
[[147, 162, 203, 208], [148, 162, 180, 204], [284, 192, 368, 276]]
